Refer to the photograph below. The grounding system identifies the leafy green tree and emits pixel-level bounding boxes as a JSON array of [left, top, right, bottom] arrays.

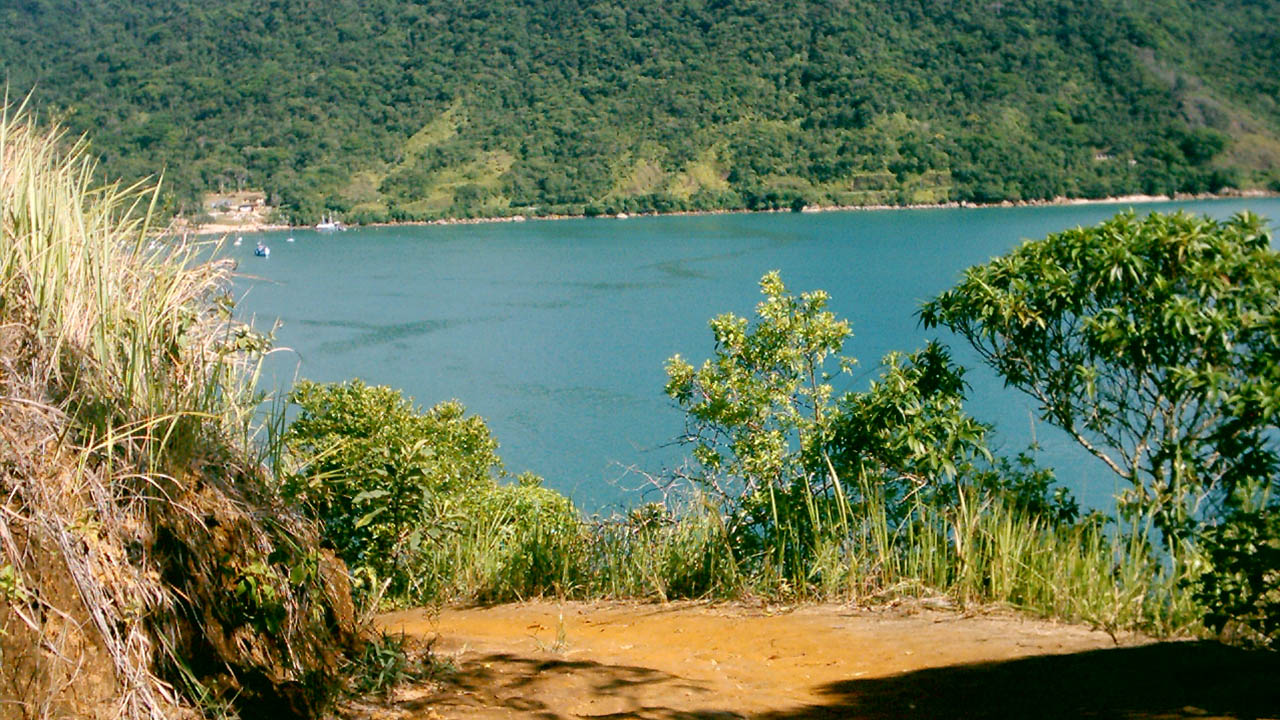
[[920, 211, 1280, 546], [665, 271, 851, 502]]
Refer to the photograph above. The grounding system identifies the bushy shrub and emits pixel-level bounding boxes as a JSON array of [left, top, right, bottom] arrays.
[[829, 342, 992, 512], [1194, 507, 1280, 649], [282, 381, 502, 596], [468, 477, 585, 600], [281, 380, 584, 604], [586, 499, 740, 600]]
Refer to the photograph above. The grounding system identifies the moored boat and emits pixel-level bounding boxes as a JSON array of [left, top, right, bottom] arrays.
[[316, 213, 344, 231]]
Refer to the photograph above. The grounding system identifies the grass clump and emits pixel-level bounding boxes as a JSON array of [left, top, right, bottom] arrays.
[[0, 102, 360, 719], [585, 498, 741, 601], [572, 482, 1200, 639]]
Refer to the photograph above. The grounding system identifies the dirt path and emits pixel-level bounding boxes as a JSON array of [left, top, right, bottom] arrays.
[[362, 601, 1279, 720]]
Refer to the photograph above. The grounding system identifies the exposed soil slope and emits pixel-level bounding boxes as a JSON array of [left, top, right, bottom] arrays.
[[366, 601, 1279, 720]]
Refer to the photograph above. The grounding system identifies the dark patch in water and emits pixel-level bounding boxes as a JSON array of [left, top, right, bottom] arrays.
[[498, 382, 638, 406], [315, 316, 506, 354], [650, 259, 710, 280], [297, 318, 379, 330], [503, 299, 576, 310], [644, 248, 754, 280], [563, 280, 665, 292]]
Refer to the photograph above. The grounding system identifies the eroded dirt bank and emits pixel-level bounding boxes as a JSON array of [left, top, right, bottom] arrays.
[[362, 601, 1279, 720]]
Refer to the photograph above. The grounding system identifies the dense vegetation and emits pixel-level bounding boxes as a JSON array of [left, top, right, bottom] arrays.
[[2, 0, 1279, 222], [281, 213, 1279, 647]]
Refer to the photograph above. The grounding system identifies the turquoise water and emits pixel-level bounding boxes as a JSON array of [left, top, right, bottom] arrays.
[[233, 198, 1280, 513]]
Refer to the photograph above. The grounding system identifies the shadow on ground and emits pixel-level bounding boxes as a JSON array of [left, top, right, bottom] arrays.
[[425, 641, 1278, 720], [776, 641, 1280, 720], [400, 652, 722, 719]]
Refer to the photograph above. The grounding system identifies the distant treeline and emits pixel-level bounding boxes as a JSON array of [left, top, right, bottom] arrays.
[[3, 0, 1279, 222]]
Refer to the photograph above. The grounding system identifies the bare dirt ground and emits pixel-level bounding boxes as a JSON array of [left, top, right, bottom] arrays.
[[350, 601, 1280, 720]]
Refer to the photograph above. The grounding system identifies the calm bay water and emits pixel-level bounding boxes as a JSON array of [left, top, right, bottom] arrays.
[[234, 198, 1280, 513]]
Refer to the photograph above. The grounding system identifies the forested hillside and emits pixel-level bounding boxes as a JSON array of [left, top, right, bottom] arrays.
[[3, 0, 1278, 222]]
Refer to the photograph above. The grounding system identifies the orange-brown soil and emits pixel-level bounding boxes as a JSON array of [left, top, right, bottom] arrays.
[[361, 601, 1278, 720]]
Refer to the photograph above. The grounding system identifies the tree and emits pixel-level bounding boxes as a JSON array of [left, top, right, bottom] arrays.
[[665, 272, 1029, 577], [920, 211, 1280, 546], [664, 270, 851, 505], [664, 271, 854, 574]]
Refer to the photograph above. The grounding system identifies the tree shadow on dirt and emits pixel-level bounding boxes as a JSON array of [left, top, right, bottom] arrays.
[[396, 651, 723, 719], [765, 641, 1280, 720]]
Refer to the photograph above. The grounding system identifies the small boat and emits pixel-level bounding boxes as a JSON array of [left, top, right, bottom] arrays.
[[316, 213, 344, 232], [254, 242, 270, 258], [286, 236, 295, 243], [234, 236, 243, 246]]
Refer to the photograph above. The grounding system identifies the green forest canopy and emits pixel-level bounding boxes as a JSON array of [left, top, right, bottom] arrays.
[[3, 0, 1279, 222]]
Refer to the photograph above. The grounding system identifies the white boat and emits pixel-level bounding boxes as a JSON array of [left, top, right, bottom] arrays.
[[234, 236, 243, 246], [286, 236, 295, 243], [316, 213, 344, 232]]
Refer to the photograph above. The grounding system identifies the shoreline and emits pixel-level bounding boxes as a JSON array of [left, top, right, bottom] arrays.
[[188, 188, 1279, 236]]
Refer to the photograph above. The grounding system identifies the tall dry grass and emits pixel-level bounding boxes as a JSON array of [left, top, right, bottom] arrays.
[[0, 101, 358, 720]]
